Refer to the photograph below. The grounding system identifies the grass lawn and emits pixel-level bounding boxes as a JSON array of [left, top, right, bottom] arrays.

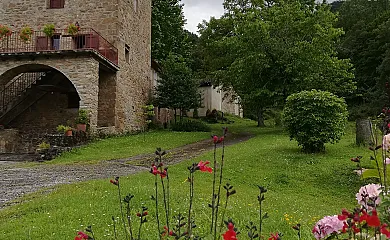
[[0, 118, 372, 239], [48, 131, 211, 164]]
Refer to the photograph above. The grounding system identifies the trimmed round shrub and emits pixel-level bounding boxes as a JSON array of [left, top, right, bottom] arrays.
[[282, 90, 348, 153], [171, 119, 211, 132]]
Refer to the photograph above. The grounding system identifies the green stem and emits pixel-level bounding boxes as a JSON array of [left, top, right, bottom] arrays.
[[155, 175, 162, 240], [126, 203, 133, 240], [210, 143, 217, 233], [214, 140, 226, 240], [187, 171, 194, 238], [117, 184, 129, 240]]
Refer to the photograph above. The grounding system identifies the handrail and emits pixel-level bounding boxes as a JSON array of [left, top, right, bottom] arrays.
[[0, 72, 46, 114], [0, 28, 118, 65]]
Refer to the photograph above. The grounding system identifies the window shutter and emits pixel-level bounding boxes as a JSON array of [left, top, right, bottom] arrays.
[[36, 36, 48, 51], [50, 0, 65, 9]]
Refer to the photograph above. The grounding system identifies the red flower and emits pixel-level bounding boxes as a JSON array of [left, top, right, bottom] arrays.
[[160, 169, 167, 178], [74, 231, 89, 240], [110, 179, 118, 185], [367, 210, 381, 227], [338, 209, 350, 221], [269, 232, 281, 240], [222, 222, 237, 240], [197, 161, 212, 173], [162, 226, 174, 237], [150, 165, 160, 176], [381, 224, 390, 238], [213, 135, 219, 144], [352, 225, 360, 233], [342, 222, 348, 233]]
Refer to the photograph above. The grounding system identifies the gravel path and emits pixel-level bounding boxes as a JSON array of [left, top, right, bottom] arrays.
[[0, 133, 253, 209]]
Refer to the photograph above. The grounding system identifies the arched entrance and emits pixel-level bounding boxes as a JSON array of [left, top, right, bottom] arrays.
[[0, 64, 84, 152]]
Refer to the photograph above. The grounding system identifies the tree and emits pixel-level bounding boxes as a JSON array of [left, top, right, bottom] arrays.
[[198, 0, 355, 127], [336, 0, 390, 118], [155, 54, 201, 122], [151, 0, 187, 62]]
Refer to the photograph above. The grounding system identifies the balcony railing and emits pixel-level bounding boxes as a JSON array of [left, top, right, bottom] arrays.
[[0, 28, 118, 66]]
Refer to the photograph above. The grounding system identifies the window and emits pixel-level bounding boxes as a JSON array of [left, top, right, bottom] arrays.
[[49, 0, 65, 9], [125, 44, 130, 63]]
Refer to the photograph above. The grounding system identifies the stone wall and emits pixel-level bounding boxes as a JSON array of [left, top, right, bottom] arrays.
[[0, 129, 19, 153], [0, 0, 152, 132], [115, 0, 152, 131], [0, 0, 118, 44]]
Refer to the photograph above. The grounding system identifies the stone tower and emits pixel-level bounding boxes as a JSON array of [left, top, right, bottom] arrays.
[[0, 0, 151, 152]]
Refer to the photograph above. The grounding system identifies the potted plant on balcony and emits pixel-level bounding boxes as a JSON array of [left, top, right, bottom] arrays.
[[56, 124, 73, 136], [19, 26, 33, 43], [0, 25, 12, 40], [43, 24, 56, 37], [75, 109, 89, 132], [66, 23, 80, 35]]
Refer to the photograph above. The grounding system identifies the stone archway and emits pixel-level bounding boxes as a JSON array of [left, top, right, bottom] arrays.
[[0, 57, 100, 129]]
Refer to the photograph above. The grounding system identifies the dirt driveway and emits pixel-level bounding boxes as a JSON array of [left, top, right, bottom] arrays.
[[0, 133, 253, 209]]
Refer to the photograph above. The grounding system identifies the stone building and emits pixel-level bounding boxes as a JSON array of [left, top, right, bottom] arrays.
[[0, 0, 151, 152]]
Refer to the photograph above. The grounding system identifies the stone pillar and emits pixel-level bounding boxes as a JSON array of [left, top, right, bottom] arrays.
[[356, 118, 373, 146]]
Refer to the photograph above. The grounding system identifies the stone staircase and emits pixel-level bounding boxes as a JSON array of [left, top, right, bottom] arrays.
[[0, 71, 60, 126]]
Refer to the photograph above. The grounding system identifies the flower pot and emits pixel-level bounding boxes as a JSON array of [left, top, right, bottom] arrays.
[[65, 129, 73, 136], [77, 124, 87, 132]]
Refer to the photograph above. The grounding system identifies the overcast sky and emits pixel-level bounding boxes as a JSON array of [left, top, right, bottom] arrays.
[[181, 0, 225, 34], [181, 0, 334, 34]]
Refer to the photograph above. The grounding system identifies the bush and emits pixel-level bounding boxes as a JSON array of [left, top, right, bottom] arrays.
[[282, 90, 348, 153], [171, 119, 211, 132]]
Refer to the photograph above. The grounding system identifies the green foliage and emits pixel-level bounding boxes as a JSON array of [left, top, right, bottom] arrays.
[[75, 109, 89, 124], [19, 26, 33, 43], [282, 90, 348, 153], [336, 1, 390, 117], [66, 23, 79, 35], [151, 0, 187, 62], [0, 121, 363, 239], [0, 24, 12, 39], [37, 141, 50, 150], [155, 54, 201, 112], [42, 24, 55, 37], [56, 125, 72, 133], [199, 0, 355, 127], [170, 119, 211, 132]]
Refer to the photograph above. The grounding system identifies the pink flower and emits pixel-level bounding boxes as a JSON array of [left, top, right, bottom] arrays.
[[356, 184, 381, 209], [312, 215, 345, 240], [383, 134, 390, 151], [385, 158, 390, 165]]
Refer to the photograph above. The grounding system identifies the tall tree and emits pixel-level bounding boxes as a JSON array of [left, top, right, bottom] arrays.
[[152, 0, 186, 62], [155, 54, 201, 122], [199, 0, 355, 126], [336, 0, 390, 117]]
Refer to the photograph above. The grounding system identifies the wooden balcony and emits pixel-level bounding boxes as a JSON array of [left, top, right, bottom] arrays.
[[0, 28, 118, 67]]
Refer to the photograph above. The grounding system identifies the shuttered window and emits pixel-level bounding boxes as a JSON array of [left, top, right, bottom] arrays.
[[49, 0, 65, 9]]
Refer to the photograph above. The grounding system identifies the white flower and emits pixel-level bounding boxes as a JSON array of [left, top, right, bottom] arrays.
[[383, 134, 390, 151], [356, 184, 382, 209]]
